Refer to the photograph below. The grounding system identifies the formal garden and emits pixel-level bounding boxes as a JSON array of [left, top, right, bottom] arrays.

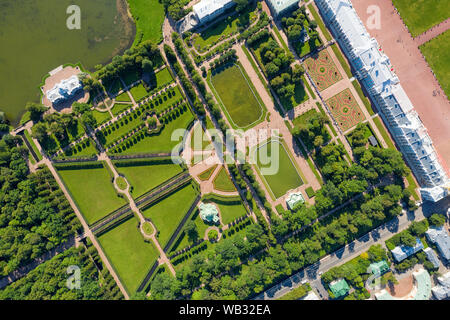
[[141, 183, 199, 249], [304, 50, 342, 91], [209, 62, 266, 130], [98, 216, 160, 295], [252, 138, 304, 200], [114, 159, 185, 198], [326, 88, 365, 131], [56, 162, 128, 225]]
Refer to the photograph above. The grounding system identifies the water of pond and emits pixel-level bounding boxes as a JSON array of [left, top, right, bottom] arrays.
[[0, 0, 135, 124]]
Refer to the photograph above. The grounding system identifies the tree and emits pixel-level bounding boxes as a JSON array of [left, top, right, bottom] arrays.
[[31, 122, 48, 141], [142, 58, 153, 73], [429, 213, 445, 227], [25, 102, 47, 122], [234, 0, 250, 12], [184, 220, 199, 242]]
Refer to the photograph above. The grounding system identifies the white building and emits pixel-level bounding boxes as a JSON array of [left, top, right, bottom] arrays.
[[314, 0, 449, 202], [193, 0, 236, 24], [46, 75, 82, 104], [390, 238, 424, 263], [425, 226, 450, 262], [431, 271, 450, 300]]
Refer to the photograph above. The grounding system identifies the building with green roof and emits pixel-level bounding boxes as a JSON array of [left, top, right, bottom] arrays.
[[329, 278, 350, 298], [266, 0, 299, 17], [369, 260, 389, 276], [199, 202, 220, 224]]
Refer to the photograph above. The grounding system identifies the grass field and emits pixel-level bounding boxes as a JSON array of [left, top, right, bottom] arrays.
[[169, 207, 211, 253], [111, 108, 195, 155], [127, 0, 165, 46], [58, 138, 98, 159], [209, 63, 265, 129], [373, 116, 396, 149], [98, 217, 160, 294], [129, 83, 149, 101], [99, 111, 144, 146], [308, 4, 332, 41], [254, 139, 304, 199], [190, 122, 211, 151], [420, 30, 450, 99], [141, 184, 198, 248], [198, 165, 218, 181], [58, 164, 127, 224], [111, 103, 133, 116], [212, 166, 236, 192], [23, 129, 42, 161], [115, 162, 183, 198], [351, 79, 375, 115], [155, 67, 174, 86], [392, 0, 449, 37], [115, 91, 132, 102], [92, 109, 112, 126], [215, 198, 247, 225]]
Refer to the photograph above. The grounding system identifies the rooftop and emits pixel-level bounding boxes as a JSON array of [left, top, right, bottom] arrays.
[[199, 202, 220, 224], [425, 226, 450, 261], [266, 0, 299, 16], [329, 278, 350, 298]]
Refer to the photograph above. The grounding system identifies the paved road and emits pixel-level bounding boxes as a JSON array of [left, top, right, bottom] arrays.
[[254, 196, 449, 300]]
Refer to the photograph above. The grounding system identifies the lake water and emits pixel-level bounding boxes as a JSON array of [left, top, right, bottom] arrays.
[[0, 0, 135, 124]]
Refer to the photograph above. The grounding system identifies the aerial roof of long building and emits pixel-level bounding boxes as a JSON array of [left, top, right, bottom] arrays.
[[193, 0, 234, 21], [314, 0, 449, 202]]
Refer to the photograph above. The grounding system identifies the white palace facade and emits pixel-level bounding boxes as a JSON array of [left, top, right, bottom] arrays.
[[314, 0, 449, 202]]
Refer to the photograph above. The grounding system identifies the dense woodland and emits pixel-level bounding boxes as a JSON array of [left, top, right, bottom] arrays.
[[0, 136, 81, 276], [0, 246, 123, 300]]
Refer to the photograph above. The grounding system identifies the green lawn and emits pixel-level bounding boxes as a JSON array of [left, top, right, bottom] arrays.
[[420, 30, 450, 98], [169, 207, 210, 253], [115, 91, 132, 102], [351, 80, 375, 115], [129, 83, 149, 102], [373, 116, 396, 149], [23, 129, 42, 161], [392, 0, 449, 37], [98, 217, 160, 294], [128, 0, 165, 46], [190, 122, 211, 151], [98, 110, 144, 146], [198, 165, 218, 181], [212, 166, 236, 192], [253, 139, 304, 199], [216, 198, 247, 225], [308, 3, 332, 41], [111, 103, 133, 116], [57, 138, 98, 159], [209, 63, 265, 129], [111, 107, 195, 155], [149, 86, 183, 114], [141, 184, 199, 248], [58, 164, 127, 225], [92, 109, 112, 126], [155, 67, 174, 87], [115, 162, 184, 198]]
